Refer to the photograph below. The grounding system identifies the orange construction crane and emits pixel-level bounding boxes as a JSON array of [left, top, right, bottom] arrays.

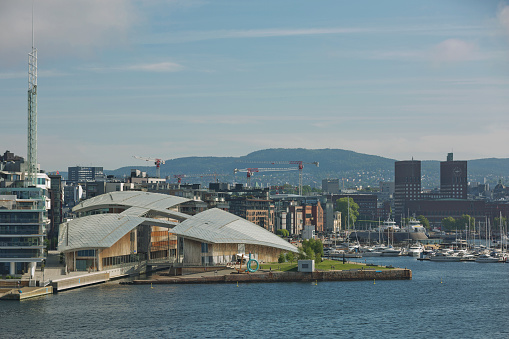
[[236, 160, 319, 195], [233, 167, 298, 187], [133, 156, 166, 178]]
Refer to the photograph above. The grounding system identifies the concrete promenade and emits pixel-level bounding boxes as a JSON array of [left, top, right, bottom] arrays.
[[128, 266, 412, 285]]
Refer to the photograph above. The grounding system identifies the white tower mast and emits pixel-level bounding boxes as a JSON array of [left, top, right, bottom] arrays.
[[27, 4, 38, 186]]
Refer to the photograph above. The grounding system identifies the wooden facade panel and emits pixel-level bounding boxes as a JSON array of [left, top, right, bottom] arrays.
[[100, 232, 133, 259]]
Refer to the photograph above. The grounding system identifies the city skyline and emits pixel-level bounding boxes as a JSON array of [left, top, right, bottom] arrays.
[[1, 1, 509, 171]]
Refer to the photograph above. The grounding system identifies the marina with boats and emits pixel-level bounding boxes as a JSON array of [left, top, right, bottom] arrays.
[[323, 216, 509, 264]]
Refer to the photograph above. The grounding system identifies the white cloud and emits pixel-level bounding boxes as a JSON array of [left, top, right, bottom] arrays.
[[431, 39, 481, 63], [0, 0, 138, 66], [143, 27, 369, 44], [142, 23, 487, 45], [83, 61, 184, 73], [498, 5, 509, 35], [125, 62, 184, 72]]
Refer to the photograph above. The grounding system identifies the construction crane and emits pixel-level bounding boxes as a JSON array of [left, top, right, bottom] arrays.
[[173, 173, 226, 184], [233, 167, 298, 187], [133, 156, 165, 178], [237, 160, 319, 195]]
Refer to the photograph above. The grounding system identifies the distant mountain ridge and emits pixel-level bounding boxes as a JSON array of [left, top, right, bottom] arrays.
[[106, 148, 508, 188]]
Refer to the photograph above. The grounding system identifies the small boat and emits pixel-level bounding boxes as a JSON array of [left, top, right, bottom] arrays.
[[360, 247, 383, 257], [429, 252, 461, 262], [379, 246, 401, 257], [475, 254, 500, 263], [327, 249, 362, 258]]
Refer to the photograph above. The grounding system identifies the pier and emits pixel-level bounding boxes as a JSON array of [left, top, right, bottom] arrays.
[[0, 286, 53, 300], [127, 266, 412, 285]]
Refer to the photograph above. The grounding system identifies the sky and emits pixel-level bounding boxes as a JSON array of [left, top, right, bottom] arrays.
[[1, 0, 509, 172]]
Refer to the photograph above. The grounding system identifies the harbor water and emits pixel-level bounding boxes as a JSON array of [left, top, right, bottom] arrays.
[[1, 257, 508, 338]]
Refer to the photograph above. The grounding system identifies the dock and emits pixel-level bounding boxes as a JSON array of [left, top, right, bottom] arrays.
[[0, 286, 53, 300]]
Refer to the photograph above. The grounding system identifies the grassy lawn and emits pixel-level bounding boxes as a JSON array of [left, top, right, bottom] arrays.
[[259, 259, 391, 272]]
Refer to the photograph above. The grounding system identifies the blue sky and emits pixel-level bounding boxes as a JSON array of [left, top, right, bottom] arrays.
[[1, 0, 509, 171]]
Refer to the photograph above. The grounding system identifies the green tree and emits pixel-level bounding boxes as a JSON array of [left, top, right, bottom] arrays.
[[305, 247, 315, 260], [286, 251, 295, 263], [335, 197, 359, 229], [276, 229, 289, 237], [278, 252, 286, 263], [417, 215, 430, 230], [441, 217, 456, 231], [300, 239, 324, 260], [298, 247, 306, 260], [495, 216, 508, 227], [456, 214, 475, 230]]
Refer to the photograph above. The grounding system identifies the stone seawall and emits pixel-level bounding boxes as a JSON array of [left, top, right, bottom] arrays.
[[131, 268, 411, 285]]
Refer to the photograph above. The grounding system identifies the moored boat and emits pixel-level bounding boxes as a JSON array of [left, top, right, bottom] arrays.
[[475, 254, 500, 263], [407, 243, 424, 257], [379, 245, 401, 257], [429, 252, 461, 262]]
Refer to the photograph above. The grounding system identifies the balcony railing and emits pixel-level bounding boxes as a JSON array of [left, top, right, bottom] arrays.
[[0, 241, 44, 247], [0, 227, 43, 235], [0, 252, 45, 259]]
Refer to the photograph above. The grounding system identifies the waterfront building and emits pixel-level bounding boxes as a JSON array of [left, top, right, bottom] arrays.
[[0, 174, 50, 277], [58, 191, 297, 272]]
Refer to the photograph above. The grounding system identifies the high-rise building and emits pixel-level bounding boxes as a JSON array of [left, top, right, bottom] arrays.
[[440, 153, 467, 199], [67, 166, 106, 183], [322, 179, 340, 194], [0, 176, 50, 277], [48, 174, 63, 245], [394, 160, 421, 220]]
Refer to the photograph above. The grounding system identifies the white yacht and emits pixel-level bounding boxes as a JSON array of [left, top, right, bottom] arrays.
[[379, 218, 400, 232], [429, 252, 461, 262], [379, 245, 401, 257], [406, 218, 427, 234], [407, 243, 424, 257], [360, 247, 383, 257], [475, 254, 500, 263]]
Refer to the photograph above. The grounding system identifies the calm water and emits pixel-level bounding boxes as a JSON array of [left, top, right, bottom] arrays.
[[1, 257, 508, 339]]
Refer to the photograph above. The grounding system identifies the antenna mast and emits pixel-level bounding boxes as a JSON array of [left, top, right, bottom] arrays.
[[27, 3, 38, 186]]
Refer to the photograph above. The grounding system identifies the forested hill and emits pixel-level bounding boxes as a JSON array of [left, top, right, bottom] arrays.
[[106, 148, 508, 188]]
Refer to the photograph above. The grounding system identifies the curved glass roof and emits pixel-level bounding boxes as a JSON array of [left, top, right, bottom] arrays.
[[58, 214, 178, 252], [172, 208, 298, 253], [72, 191, 190, 220]]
